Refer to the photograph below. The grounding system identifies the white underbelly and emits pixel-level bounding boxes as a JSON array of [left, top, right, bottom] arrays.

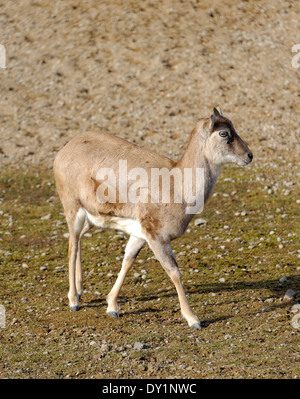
[[85, 210, 145, 239]]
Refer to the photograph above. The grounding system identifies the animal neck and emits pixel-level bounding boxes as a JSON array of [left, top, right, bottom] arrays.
[[176, 126, 221, 212]]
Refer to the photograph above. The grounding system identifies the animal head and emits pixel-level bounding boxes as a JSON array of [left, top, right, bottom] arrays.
[[203, 107, 253, 167]]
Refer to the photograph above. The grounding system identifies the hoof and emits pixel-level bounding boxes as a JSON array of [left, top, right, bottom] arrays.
[[70, 304, 80, 312], [191, 322, 201, 329], [107, 311, 119, 318]]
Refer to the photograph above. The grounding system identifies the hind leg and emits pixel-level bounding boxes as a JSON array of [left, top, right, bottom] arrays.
[[67, 228, 80, 311], [107, 235, 145, 318], [67, 208, 87, 311], [75, 219, 92, 298]]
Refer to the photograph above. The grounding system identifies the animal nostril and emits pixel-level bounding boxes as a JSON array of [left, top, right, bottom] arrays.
[[248, 153, 253, 160]]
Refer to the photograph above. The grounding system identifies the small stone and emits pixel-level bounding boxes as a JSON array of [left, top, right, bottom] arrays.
[[219, 277, 226, 283], [40, 266, 47, 271], [100, 342, 111, 352], [194, 218, 207, 226], [134, 342, 146, 350], [279, 276, 288, 283], [283, 289, 297, 301], [291, 304, 300, 313], [113, 234, 124, 240], [41, 213, 51, 220]]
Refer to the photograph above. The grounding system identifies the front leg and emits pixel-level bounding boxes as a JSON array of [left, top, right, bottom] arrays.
[[148, 238, 201, 329]]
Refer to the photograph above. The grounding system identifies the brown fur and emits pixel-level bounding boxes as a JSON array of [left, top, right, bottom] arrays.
[[54, 109, 253, 328]]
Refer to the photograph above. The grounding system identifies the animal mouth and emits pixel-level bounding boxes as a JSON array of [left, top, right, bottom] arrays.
[[238, 156, 252, 166]]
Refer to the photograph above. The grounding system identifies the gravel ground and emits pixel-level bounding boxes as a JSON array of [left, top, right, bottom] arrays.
[[0, 0, 299, 380], [0, 0, 299, 171]]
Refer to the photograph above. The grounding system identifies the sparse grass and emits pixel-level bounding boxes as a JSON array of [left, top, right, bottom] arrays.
[[0, 165, 299, 379]]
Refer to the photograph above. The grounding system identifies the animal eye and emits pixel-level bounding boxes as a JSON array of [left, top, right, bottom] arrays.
[[219, 131, 228, 137]]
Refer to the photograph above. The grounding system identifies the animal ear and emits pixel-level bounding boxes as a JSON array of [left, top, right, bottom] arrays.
[[213, 106, 223, 117], [216, 106, 223, 115], [208, 113, 216, 132]]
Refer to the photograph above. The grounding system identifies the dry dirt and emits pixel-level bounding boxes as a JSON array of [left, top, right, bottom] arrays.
[[0, 0, 300, 167], [0, 0, 300, 380]]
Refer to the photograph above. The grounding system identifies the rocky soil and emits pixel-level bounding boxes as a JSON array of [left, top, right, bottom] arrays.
[[0, 0, 299, 169], [0, 0, 299, 380]]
